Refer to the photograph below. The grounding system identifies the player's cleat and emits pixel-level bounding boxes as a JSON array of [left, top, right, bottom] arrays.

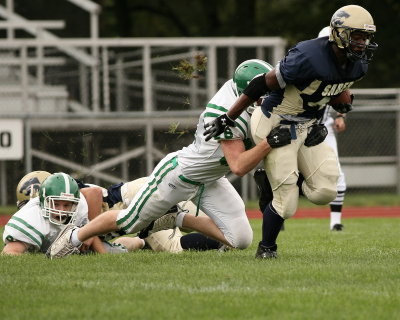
[[218, 243, 232, 252], [138, 212, 178, 239], [103, 241, 129, 254], [331, 223, 344, 231], [46, 224, 80, 259], [255, 242, 277, 259]]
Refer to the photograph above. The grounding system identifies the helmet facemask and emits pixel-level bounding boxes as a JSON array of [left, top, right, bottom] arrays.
[[42, 195, 80, 225], [333, 28, 378, 63]]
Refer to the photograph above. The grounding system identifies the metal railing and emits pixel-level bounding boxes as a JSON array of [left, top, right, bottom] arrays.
[[0, 0, 399, 206]]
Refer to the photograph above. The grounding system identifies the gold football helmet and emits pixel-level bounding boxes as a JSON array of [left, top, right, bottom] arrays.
[[16, 171, 51, 209], [329, 5, 378, 62]]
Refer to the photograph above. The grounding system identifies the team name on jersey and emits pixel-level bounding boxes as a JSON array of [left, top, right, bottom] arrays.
[[322, 81, 354, 97]]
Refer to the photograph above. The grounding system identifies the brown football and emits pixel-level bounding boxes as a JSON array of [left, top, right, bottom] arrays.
[[329, 89, 352, 106]]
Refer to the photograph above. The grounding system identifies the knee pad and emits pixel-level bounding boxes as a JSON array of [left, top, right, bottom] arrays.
[[271, 172, 299, 219], [303, 158, 339, 205]]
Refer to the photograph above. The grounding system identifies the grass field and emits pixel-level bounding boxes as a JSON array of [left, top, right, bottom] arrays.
[[1, 218, 399, 320]]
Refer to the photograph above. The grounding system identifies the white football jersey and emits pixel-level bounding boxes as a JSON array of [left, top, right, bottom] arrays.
[[3, 193, 88, 253], [177, 79, 252, 182]]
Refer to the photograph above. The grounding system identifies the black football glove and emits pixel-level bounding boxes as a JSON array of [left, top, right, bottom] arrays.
[[204, 113, 235, 142], [304, 124, 328, 147], [331, 103, 353, 113], [331, 93, 354, 113], [266, 126, 291, 148]]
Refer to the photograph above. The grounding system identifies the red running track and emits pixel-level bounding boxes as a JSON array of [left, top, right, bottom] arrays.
[[246, 206, 400, 219], [1, 207, 399, 226]]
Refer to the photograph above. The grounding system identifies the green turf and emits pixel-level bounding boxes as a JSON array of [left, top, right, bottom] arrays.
[[1, 218, 399, 320]]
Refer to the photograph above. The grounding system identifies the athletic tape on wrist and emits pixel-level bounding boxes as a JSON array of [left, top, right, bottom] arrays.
[[176, 211, 187, 228]]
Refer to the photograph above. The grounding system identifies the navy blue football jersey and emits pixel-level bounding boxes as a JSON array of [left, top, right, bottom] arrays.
[[262, 36, 367, 121]]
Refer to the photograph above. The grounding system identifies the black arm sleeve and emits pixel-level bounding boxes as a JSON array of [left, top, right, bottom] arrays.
[[242, 73, 270, 101]]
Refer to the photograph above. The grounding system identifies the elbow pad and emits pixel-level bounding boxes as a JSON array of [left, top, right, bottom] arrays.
[[243, 74, 270, 101]]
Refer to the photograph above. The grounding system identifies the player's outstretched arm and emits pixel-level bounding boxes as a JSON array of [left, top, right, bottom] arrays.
[[204, 71, 280, 141]]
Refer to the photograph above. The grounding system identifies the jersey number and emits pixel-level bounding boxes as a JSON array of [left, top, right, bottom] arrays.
[[224, 127, 233, 139]]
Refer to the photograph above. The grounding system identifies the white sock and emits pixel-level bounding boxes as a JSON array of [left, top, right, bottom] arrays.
[[330, 211, 342, 229], [139, 238, 145, 249], [70, 229, 82, 247], [175, 211, 187, 228]]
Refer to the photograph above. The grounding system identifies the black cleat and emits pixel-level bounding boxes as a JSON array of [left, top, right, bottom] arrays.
[[331, 223, 344, 231], [255, 242, 277, 259], [253, 168, 273, 213]]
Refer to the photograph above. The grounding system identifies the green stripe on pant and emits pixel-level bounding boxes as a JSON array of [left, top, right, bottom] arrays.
[[117, 157, 178, 232]]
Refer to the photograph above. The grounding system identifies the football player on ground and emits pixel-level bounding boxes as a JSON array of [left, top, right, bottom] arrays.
[[48, 59, 293, 259], [203, 5, 377, 258], [2, 172, 143, 255], [7, 171, 223, 254]]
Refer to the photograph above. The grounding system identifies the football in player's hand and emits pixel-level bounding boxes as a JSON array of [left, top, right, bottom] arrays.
[[329, 89, 353, 105]]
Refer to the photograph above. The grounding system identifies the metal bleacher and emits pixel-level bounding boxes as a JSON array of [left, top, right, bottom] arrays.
[[0, 0, 399, 206], [0, 0, 289, 205]]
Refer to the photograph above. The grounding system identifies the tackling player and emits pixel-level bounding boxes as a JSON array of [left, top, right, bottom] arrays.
[[203, 5, 377, 258], [47, 59, 293, 259]]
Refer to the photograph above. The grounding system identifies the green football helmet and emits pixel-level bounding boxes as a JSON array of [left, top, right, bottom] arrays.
[[39, 172, 80, 225], [233, 59, 273, 96]]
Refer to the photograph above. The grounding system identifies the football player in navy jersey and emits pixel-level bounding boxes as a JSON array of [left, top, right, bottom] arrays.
[[204, 5, 377, 258]]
